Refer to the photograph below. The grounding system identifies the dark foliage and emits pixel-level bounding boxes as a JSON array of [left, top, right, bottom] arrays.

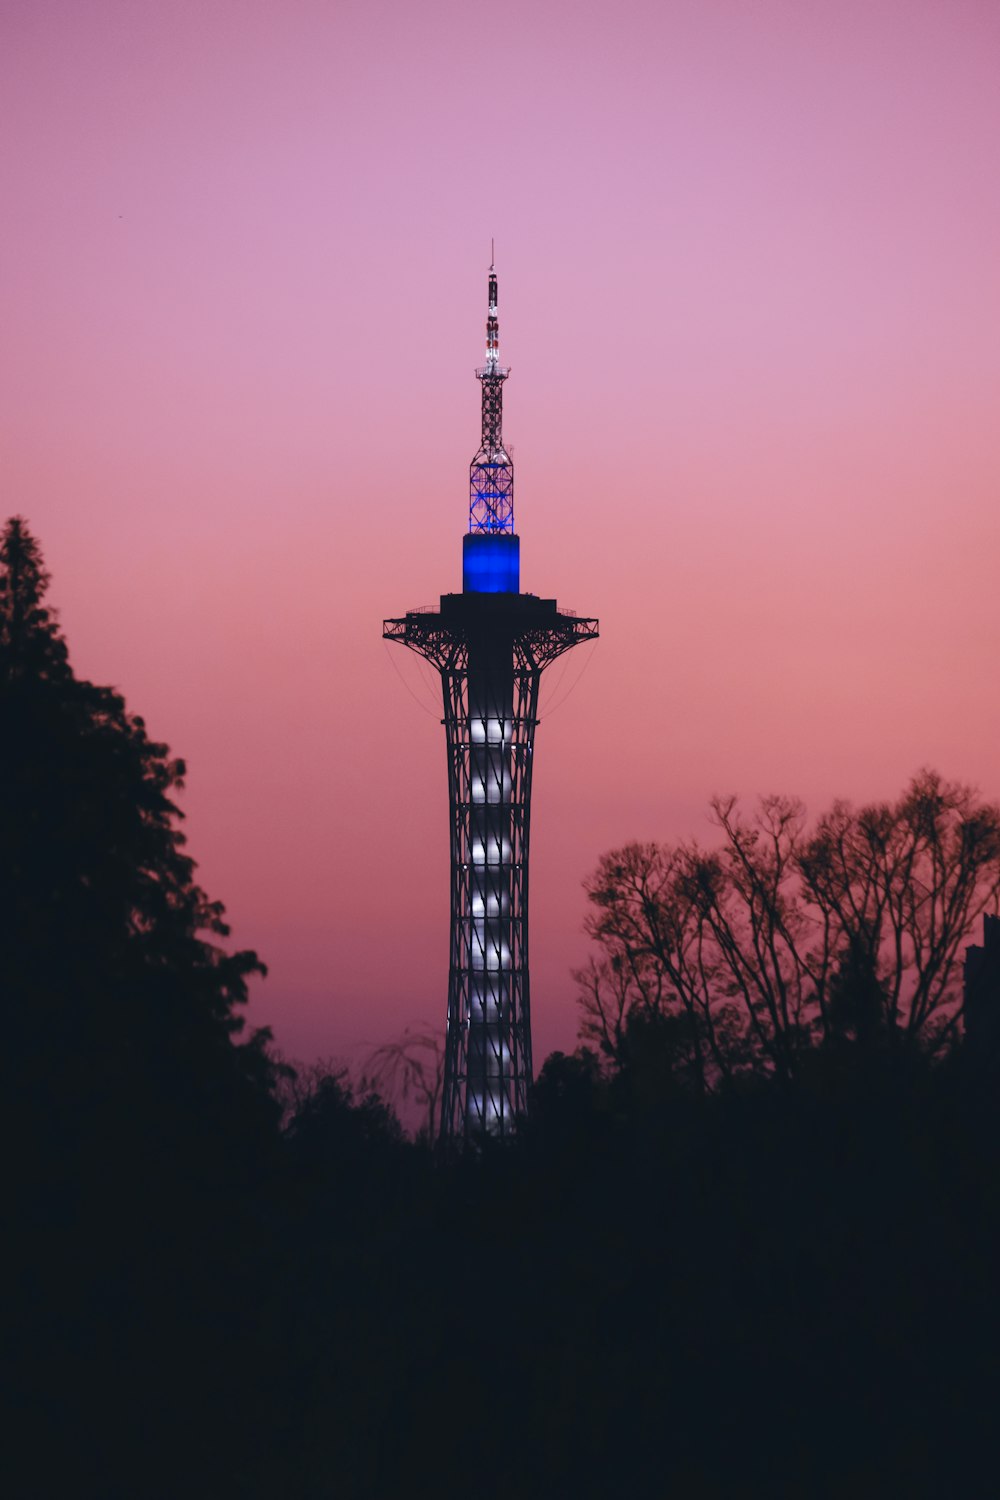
[[5, 518, 1000, 1498], [578, 781, 1000, 1081], [1, 518, 281, 1496]]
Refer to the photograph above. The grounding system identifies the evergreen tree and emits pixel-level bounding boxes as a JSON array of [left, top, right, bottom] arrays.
[[1, 517, 287, 1497], [0, 516, 278, 1171], [0, 516, 69, 682]]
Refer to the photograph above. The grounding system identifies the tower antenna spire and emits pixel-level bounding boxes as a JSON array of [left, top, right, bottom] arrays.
[[470, 257, 512, 533]]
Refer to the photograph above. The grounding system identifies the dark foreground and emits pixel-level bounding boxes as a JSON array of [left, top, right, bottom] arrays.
[[3, 519, 998, 1497], [7, 1049, 1000, 1500]]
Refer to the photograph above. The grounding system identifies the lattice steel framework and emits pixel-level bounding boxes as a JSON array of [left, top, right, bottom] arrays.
[[469, 266, 514, 534], [383, 261, 598, 1145], [384, 595, 598, 1143]]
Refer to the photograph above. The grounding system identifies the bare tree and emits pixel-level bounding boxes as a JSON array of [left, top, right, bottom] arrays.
[[798, 772, 1000, 1048], [272, 1054, 351, 1128], [579, 772, 1000, 1084], [362, 1023, 444, 1140]]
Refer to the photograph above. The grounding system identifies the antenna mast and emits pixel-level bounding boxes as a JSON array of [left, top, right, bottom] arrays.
[[469, 261, 513, 533]]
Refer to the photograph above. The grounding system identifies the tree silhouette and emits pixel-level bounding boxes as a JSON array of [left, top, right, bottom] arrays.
[[1, 517, 290, 1498], [362, 1021, 444, 1140], [579, 773, 1000, 1083], [0, 516, 279, 1174], [284, 1062, 404, 1164], [0, 516, 69, 682]]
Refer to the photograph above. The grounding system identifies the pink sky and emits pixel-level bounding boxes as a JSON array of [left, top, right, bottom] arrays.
[[3, 0, 999, 1072]]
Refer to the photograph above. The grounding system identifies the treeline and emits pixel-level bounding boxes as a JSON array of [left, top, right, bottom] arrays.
[[577, 772, 1000, 1079], [4, 517, 1000, 1499]]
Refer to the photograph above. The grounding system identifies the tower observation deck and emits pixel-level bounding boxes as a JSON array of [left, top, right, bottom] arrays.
[[383, 262, 598, 1145]]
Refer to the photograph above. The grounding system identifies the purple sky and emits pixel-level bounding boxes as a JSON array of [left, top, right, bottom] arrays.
[[3, 0, 999, 1072]]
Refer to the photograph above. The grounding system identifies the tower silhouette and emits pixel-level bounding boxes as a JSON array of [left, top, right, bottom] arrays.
[[383, 263, 598, 1144]]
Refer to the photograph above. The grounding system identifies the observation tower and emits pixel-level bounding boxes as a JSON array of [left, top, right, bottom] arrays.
[[383, 262, 597, 1145]]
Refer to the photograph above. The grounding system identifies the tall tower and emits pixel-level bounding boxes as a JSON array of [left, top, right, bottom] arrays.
[[383, 262, 597, 1145]]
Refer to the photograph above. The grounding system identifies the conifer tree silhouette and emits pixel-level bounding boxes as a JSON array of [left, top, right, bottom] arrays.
[[0, 516, 278, 1175]]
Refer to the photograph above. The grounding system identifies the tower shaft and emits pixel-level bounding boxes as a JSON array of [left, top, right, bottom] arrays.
[[384, 594, 597, 1141]]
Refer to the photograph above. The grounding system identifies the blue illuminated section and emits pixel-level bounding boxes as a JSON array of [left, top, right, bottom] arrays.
[[463, 532, 520, 593], [469, 451, 514, 534]]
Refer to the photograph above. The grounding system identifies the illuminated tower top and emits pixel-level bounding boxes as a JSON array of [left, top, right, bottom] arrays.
[[469, 260, 514, 535], [464, 259, 520, 593], [484, 264, 501, 371]]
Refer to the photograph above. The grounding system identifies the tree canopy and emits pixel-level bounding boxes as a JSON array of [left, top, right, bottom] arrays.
[[0, 516, 278, 1169], [578, 774, 1000, 1085]]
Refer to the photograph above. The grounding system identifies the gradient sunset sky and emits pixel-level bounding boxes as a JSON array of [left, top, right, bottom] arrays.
[[3, 0, 999, 1069]]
